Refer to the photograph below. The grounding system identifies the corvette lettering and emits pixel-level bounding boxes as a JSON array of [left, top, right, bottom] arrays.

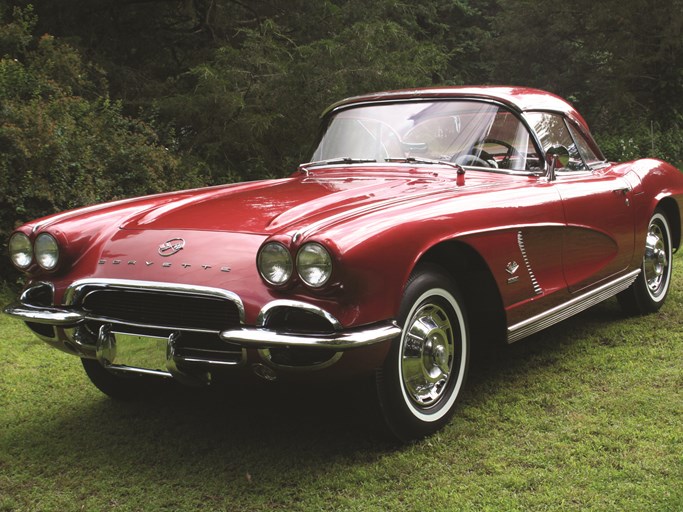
[[97, 259, 230, 272]]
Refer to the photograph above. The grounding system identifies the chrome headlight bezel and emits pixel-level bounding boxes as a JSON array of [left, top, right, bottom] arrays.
[[34, 233, 60, 271], [258, 242, 293, 286], [9, 232, 33, 270], [296, 242, 333, 288]]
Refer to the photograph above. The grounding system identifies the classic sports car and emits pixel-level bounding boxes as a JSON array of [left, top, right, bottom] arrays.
[[5, 86, 683, 440]]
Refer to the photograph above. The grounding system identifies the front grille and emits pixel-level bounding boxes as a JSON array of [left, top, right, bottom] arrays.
[[81, 289, 240, 332]]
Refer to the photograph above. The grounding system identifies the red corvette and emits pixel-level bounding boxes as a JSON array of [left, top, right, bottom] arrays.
[[5, 87, 683, 440]]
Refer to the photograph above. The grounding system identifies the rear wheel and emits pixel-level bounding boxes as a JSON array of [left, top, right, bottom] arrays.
[[618, 209, 673, 315], [376, 265, 470, 441]]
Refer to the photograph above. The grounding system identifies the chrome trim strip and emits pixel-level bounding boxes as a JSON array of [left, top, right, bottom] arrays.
[[175, 355, 243, 367], [63, 278, 245, 324], [221, 321, 401, 350], [507, 269, 640, 343], [256, 299, 343, 329], [106, 366, 174, 378]]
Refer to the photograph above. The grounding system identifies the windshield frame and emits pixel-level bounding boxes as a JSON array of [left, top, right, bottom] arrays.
[[310, 98, 548, 177]]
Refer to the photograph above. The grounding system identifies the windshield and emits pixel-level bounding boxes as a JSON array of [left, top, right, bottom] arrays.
[[312, 100, 542, 171]]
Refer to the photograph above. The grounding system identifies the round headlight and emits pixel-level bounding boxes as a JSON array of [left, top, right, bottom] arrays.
[[34, 233, 60, 270], [9, 232, 33, 269], [297, 243, 332, 288], [258, 242, 293, 285]]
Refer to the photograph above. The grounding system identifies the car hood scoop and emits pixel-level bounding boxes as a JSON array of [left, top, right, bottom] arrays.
[[118, 169, 465, 234]]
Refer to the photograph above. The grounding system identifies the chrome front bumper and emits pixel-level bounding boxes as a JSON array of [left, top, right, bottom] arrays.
[[4, 280, 400, 380], [4, 294, 401, 351]]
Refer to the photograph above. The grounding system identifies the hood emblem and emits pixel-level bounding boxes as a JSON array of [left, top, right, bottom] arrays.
[[158, 238, 185, 257]]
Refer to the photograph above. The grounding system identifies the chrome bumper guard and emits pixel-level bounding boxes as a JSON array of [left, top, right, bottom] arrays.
[[96, 326, 212, 385]]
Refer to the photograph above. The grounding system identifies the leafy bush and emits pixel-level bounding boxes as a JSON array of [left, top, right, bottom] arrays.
[[2, 1, 682, 289], [0, 7, 202, 284], [596, 124, 683, 168], [157, 16, 450, 183]]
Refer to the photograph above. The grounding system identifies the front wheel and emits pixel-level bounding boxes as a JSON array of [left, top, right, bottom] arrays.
[[618, 208, 673, 315], [376, 265, 470, 441], [81, 358, 146, 400]]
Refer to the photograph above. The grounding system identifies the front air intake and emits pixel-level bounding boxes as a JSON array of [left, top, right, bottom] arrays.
[[81, 289, 241, 332]]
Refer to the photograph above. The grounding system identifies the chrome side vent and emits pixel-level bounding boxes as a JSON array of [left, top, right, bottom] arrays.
[[517, 230, 543, 296]]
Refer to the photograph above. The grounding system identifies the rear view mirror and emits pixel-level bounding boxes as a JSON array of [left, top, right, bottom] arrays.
[[546, 145, 570, 181]]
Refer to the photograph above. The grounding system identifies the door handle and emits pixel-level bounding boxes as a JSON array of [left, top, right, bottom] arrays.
[[612, 186, 632, 195]]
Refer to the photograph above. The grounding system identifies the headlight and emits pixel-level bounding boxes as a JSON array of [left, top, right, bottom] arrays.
[[9, 232, 33, 269], [34, 233, 60, 270], [297, 243, 332, 288], [258, 242, 293, 285]]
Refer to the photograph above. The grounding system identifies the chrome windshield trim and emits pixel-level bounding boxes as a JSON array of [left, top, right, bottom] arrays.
[[295, 160, 539, 177], [458, 165, 540, 177], [507, 269, 640, 343], [256, 299, 343, 330], [220, 321, 400, 350], [63, 278, 245, 323]]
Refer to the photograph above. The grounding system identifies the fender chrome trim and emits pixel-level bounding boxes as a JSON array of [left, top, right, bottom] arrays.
[[507, 269, 640, 343]]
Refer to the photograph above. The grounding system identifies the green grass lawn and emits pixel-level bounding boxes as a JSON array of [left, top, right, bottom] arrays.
[[1, 258, 681, 512]]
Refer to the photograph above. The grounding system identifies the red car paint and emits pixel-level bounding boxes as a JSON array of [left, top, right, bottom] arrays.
[[6, 87, 683, 439]]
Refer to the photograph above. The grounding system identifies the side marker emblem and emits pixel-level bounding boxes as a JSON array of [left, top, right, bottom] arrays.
[[506, 261, 520, 275]]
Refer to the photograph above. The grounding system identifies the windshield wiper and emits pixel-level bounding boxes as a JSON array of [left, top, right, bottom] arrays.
[[385, 157, 464, 172], [298, 157, 377, 174]]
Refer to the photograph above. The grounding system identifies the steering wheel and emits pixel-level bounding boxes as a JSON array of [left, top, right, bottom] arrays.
[[451, 139, 503, 167], [452, 153, 495, 167], [452, 138, 521, 168], [475, 138, 521, 168]]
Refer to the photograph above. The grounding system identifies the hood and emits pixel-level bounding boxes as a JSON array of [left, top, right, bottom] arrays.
[[119, 166, 507, 235]]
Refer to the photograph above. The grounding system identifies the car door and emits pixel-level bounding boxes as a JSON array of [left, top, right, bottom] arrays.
[[526, 112, 635, 292]]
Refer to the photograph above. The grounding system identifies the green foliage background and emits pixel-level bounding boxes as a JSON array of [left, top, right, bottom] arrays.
[[1, 0, 683, 282]]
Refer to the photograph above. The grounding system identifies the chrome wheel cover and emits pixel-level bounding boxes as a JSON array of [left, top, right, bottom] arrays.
[[643, 219, 669, 299], [401, 302, 456, 408]]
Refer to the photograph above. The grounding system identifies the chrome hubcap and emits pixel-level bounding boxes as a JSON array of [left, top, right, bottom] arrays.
[[401, 303, 455, 408], [643, 222, 669, 297]]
